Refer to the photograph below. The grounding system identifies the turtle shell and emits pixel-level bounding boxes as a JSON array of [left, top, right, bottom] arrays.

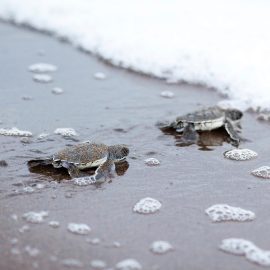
[[175, 107, 226, 131], [53, 143, 108, 169]]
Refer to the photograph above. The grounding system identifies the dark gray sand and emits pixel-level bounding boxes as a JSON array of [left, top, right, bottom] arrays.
[[1, 22, 270, 270]]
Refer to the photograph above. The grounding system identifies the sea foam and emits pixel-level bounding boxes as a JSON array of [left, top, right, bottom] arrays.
[[205, 204, 255, 222], [1, 1, 270, 111], [133, 197, 162, 214]]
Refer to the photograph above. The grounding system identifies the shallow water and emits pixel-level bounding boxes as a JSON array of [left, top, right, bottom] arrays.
[[2, 23, 270, 270]]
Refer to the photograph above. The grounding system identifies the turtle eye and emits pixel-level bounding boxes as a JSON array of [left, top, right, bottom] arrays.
[[121, 147, 129, 157]]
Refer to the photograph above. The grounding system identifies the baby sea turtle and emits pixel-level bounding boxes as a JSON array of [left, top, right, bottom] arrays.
[[28, 142, 129, 182], [158, 106, 243, 146]]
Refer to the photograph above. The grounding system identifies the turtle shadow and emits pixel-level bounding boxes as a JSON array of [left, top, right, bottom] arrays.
[[160, 127, 231, 150], [28, 161, 129, 182]]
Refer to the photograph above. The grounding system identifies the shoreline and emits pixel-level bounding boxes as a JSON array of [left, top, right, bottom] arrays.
[[1, 22, 270, 270]]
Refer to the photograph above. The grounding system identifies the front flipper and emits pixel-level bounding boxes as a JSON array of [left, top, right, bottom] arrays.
[[181, 123, 199, 144], [225, 120, 241, 147], [91, 160, 115, 182], [62, 162, 84, 178]]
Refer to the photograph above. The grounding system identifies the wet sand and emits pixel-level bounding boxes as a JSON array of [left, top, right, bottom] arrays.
[[1, 22, 270, 270]]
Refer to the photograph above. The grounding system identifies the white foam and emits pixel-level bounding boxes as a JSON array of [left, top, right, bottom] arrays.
[[37, 133, 49, 139], [133, 197, 162, 214], [94, 72, 106, 80], [23, 186, 35, 193], [251, 166, 270, 179], [48, 221, 60, 228], [54, 128, 77, 137], [29, 63, 58, 73], [224, 149, 258, 161], [25, 246, 40, 257], [10, 238, 18, 245], [0, 127, 32, 137], [205, 204, 255, 222], [90, 260, 107, 269], [19, 225, 30, 233], [73, 176, 96, 186], [67, 223, 91, 235], [86, 238, 101, 245], [160, 91, 174, 98], [115, 259, 142, 270], [150, 241, 173, 254], [220, 238, 270, 266], [10, 248, 20, 255], [22, 211, 48, 223], [33, 74, 53, 83], [62, 258, 84, 268], [144, 158, 160, 166], [52, 87, 64, 95], [2, 1, 270, 111], [257, 112, 270, 122]]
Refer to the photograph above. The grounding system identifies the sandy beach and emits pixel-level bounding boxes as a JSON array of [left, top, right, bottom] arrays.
[[1, 22, 270, 270]]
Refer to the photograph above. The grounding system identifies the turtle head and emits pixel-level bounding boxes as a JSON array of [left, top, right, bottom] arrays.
[[108, 145, 129, 161], [225, 109, 243, 121]]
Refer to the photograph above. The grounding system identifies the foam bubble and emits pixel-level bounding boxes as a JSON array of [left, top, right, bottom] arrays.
[[251, 166, 270, 179], [150, 241, 173, 254], [62, 258, 84, 268], [220, 238, 270, 266], [23, 186, 35, 193], [54, 128, 77, 137], [10, 238, 18, 245], [115, 259, 142, 270], [48, 221, 60, 228], [52, 87, 64, 95], [224, 149, 258, 161], [0, 127, 32, 137], [11, 248, 20, 255], [25, 246, 40, 257], [144, 158, 160, 166], [29, 63, 58, 73], [36, 183, 46, 189], [94, 72, 106, 80], [90, 260, 107, 269], [22, 211, 48, 223], [257, 112, 270, 121], [33, 74, 53, 83], [19, 225, 30, 233], [67, 223, 91, 235], [11, 214, 18, 221], [160, 91, 174, 98], [133, 197, 162, 214], [37, 133, 49, 139], [86, 238, 101, 245], [113, 241, 121, 248], [73, 176, 96, 186], [205, 204, 255, 222]]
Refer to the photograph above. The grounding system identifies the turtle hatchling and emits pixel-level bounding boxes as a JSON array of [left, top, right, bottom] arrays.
[[158, 106, 243, 146], [28, 142, 129, 182]]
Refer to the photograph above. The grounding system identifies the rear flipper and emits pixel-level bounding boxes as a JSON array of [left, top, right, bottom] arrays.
[[27, 158, 52, 168], [225, 120, 242, 147]]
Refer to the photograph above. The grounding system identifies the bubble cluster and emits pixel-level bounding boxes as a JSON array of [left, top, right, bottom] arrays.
[[48, 221, 60, 228], [251, 166, 270, 179], [133, 197, 162, 214], [94, 72, 106, 80], [115, 259, 142, 270], [61, 258, 84, 268], [144, 158, 160, 166], [67, 223, 91, 235], [25, 246, 40, 257], [90, 260, 107, 269], [220, 238, 270, 267], [73, 177, 96, 186], [205, 204, 255, 222], [0, 127, 32, 137], [29, 63, 58, 73], [22, 211, 48, 223], [224, 148, 258, 161], [160, 91, 174, 98], [52, 87, 64, 95], [33, 74, 53, 83], [54, 128, 77, 137], [150, 241, 173, 254]]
